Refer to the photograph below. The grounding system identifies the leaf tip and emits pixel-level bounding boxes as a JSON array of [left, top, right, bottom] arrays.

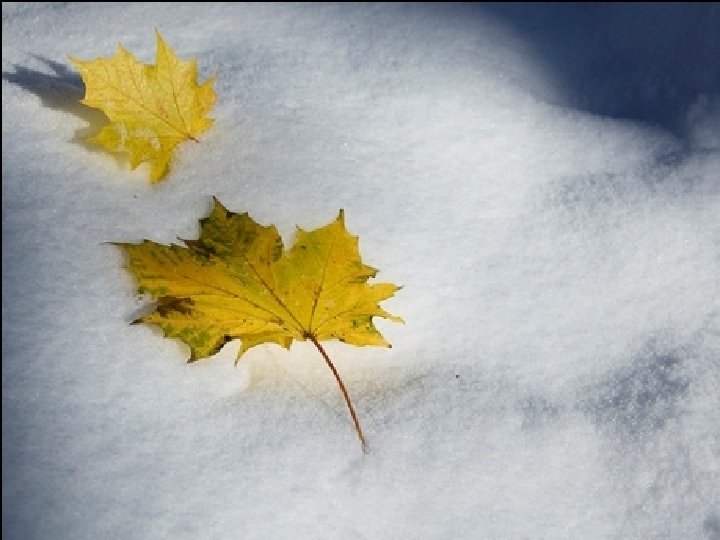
[[154, 27, 168, 47]]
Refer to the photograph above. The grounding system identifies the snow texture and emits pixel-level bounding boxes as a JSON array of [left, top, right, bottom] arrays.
[[3, 3, 719, 539]]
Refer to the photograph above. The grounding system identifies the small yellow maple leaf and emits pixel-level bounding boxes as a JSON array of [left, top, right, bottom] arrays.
[[116, 198, 403, 450], [70, 30, 216, 182]]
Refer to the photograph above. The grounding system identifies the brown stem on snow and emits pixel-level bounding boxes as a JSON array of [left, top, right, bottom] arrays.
[[307, 334, 367, 453]]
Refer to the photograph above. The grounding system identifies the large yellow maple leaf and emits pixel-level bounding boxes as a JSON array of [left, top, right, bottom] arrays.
[[116, 198, 403, 449], [71, 30, 216, 182]]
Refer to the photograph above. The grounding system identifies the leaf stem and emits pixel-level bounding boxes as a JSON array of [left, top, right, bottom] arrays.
[[307, 334, 367, 453]]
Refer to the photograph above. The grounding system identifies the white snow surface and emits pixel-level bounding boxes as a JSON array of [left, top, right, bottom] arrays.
[[2, 3, 719, 539]]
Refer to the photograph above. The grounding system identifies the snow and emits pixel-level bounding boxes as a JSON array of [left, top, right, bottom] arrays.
[[2, 3, 719, 539]]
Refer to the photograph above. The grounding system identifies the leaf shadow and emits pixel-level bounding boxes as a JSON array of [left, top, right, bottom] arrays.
[[2, 55, 127, 167]]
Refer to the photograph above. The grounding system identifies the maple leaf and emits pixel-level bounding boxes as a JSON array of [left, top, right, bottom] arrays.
[[116, 198, 403, 450], [70, 30, 216, 182]]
